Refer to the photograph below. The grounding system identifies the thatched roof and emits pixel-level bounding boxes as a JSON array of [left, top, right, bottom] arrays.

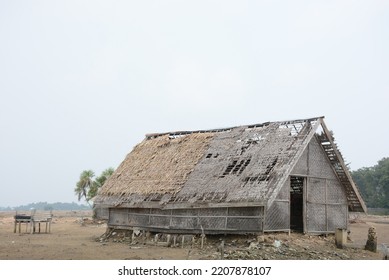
[[97, 132, 214, 200], [94, 117, 366, 212]]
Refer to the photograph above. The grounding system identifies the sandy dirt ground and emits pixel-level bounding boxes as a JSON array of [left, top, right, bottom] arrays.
[[0, 210, 388, 260]]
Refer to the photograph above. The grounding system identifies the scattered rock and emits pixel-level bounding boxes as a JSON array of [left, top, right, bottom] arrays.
[[249, 242, 260, 250], [365, 227, 377, 252], [257, 235, 265, 243], [273, 240, 281, 248]]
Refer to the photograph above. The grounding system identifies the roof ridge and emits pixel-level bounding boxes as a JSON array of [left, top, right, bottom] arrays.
[[146, 116, 324, 139]]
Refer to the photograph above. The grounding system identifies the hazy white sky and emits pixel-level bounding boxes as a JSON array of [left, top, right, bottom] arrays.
[[0, 1, 388, 207]]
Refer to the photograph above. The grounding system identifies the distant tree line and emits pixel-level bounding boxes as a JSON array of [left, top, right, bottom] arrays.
[[74, 168, 114, 206], [0, 202, 90, 211], [351, 157, 389, 208]]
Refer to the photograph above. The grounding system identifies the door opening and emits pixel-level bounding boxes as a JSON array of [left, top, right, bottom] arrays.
[[290, 176, 304, 232]]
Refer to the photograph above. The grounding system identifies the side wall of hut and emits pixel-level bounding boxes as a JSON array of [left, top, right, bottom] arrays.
[[108, 206, 265, 234], [93, 205, 109, 220], [288, 135, 348, 233]]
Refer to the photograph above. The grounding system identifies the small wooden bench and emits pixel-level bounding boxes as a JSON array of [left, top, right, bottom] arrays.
[[14, 212, 32, 233], [14, 210, 53, 234], [31, 210, 53, 234]]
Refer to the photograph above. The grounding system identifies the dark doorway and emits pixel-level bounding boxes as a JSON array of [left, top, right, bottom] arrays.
[[290, 176, 304, 232]]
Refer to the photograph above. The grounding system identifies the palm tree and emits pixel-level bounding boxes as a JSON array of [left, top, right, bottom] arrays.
[[95, 168, 114, 187], [74, 170, 95, 206], [87, 168, 114, 201]]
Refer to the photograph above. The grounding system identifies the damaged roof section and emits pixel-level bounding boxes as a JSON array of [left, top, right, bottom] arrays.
[[94, 116, 366, 212], [177, 119, 318, 206]]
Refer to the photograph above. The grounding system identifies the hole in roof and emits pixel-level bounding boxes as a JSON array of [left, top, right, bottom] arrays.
[[220, 158, 251, 177], [206, 153, 219, 159]]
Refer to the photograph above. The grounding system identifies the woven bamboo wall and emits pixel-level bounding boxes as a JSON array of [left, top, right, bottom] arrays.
[[264, 179, 290, 231], [305, 138, 348, 233], [108, 206, 265, 234], [93, 205, 109, 220]]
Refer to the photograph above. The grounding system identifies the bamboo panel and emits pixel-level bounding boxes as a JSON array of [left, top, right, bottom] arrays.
[[306, 203, 326, 232], [109, 206, 264, 233], [264, 200, 289, 231], [327, 204, 347, 231]]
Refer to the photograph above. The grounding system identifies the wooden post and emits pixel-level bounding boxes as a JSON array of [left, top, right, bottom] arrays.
[[154, 234, 159, 244], [220, 240, 224, 260], [335, 228, 347, 248], [201, 234, 205, 249], [200, 225, 205, 249], [166, 234, 171, 247]]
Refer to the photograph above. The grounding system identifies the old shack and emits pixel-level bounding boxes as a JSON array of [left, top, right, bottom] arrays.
[[93, 116, 366, 234]]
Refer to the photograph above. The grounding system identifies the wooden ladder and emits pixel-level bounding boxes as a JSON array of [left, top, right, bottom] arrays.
[[317, 131, 365, 212]]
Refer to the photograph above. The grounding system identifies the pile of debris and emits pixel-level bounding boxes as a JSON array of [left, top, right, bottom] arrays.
[[195, 234, 360, 260], [96, 229, 380, 260]]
